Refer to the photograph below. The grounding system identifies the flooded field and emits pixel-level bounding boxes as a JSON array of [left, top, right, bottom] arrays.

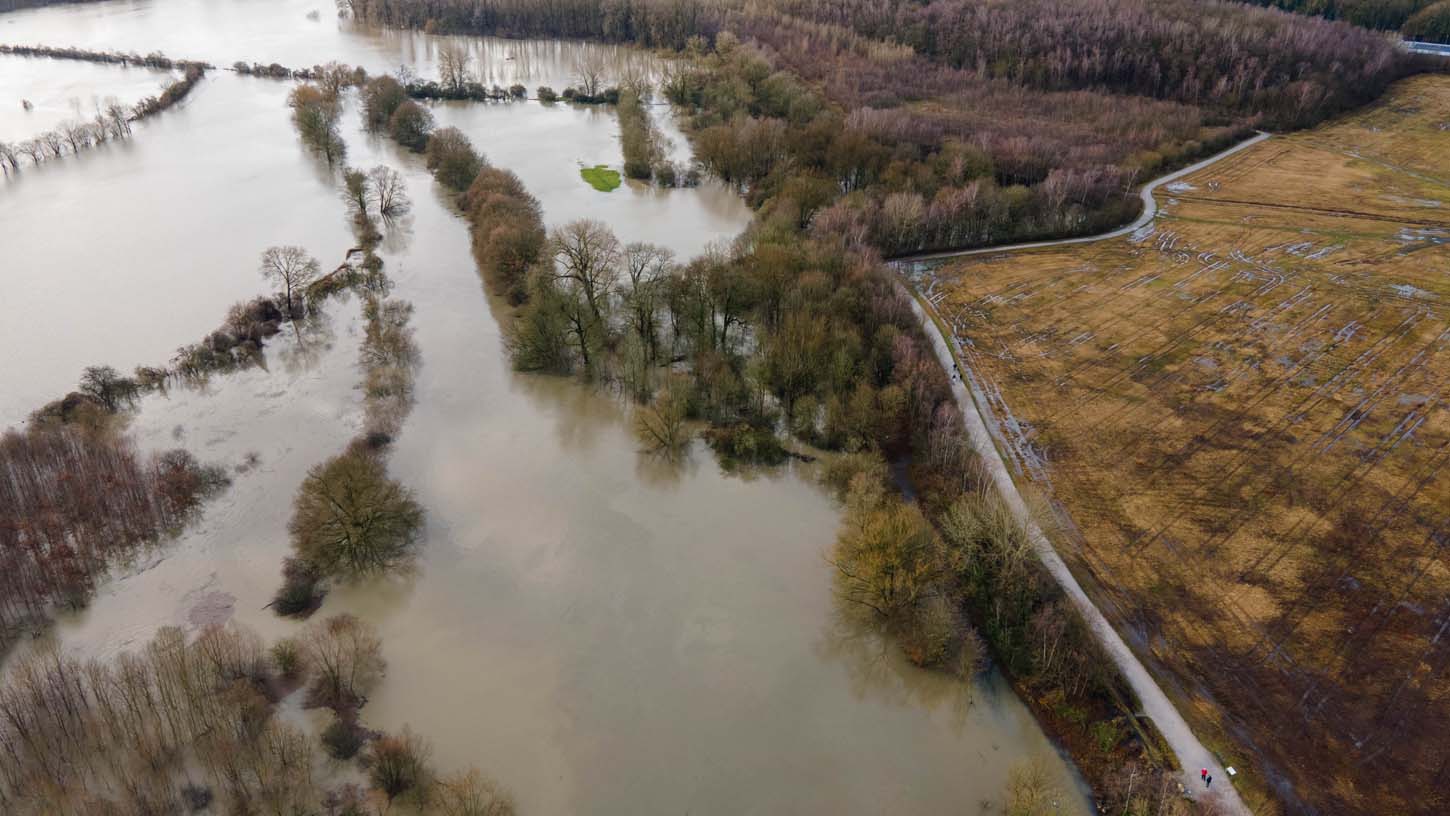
[[0, 52, 174, 140], [1, 0, 1091, 812]]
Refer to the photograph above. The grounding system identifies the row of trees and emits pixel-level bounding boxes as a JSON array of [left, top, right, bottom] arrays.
[[0, 105, 130, 173], [0, 617, 514, 814], [0, 43, 209, 70], [273, 91, 431, 616], [1, 49, 206, 175]]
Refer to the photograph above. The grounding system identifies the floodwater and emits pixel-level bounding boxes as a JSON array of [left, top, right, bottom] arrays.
[[0, 53, 175, 141], [1, 1, 1092, 813]]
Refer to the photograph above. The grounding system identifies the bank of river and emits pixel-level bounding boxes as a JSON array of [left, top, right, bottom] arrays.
[[1, 1, 1093, 811]]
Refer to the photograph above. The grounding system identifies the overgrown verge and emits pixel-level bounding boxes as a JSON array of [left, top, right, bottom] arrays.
[[0, 616, 514, 814]]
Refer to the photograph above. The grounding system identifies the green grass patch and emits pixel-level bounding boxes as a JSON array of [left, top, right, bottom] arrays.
[[580, 165, 621, 192]]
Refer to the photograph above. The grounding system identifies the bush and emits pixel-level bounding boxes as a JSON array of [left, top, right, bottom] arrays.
[[288, 450, 423, 577], [424, 126, 483, 192], [322, 716, 366, 759], [536, 85, 558, 103], [361, 75, 406, 129], [270, 637, 304, 678], [271, 556, 324, 617], [367, 728, 431, 803], [388, 99, 433, 151]]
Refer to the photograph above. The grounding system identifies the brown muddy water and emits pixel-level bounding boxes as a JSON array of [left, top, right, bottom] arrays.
[[1, 1, 1092, 812]]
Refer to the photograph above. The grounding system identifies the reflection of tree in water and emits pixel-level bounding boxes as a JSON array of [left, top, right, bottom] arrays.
[[816, 600, 976, 732], [274, 299, 341, 374], [631, 436, 706, 488], [372, 30, 665, 88]]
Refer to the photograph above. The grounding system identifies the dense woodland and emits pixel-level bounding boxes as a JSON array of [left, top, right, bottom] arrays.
[[1248, 0, 1450, 40]]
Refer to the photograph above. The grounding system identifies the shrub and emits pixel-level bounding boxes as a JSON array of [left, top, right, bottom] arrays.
[[367, 727, 431, 803], [271, 556, 324, 617], [389, 100, 434, 151], [288, 450, 423, 577], [322, 716, 366, 759], [361, 75, 407, 129], [424, 126, 483, 192], [269, 637, 304, 678], [536, 85, 558, 103]]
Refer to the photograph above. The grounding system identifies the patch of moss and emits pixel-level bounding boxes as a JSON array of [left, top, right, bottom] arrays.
[[580, 164, 621, 192]]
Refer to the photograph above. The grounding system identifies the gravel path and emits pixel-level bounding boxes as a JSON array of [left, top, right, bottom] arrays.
[[898, 135, 1273, 814]]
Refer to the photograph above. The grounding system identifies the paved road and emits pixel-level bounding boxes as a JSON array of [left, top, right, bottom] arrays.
[[898, 135, 1273, 814]]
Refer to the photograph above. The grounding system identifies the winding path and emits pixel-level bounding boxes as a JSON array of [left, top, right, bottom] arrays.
[[898, 134, 1271, 815]]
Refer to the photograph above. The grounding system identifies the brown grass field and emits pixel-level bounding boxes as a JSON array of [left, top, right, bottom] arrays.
[[917, 76, 1450, 815]]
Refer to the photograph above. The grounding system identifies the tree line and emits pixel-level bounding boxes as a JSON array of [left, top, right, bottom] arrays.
[[0, 616, 514, 814], [273, 85, 432, 617], [1246, 0, 1450, 39]]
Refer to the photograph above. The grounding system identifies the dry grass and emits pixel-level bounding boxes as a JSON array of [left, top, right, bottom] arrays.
[[919, 76, 1450, 815]]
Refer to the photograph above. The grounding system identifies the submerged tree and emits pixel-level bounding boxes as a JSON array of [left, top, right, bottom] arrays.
[[301, 613, 385, 710], [288, 449, 423, 577], [367, 165, 410, 217], [259, 245, 320, 315], [288, 83, 345, 163], [388, 99, 434, 151], [361, 74, 407, 130], [424, 126, 483, 192]]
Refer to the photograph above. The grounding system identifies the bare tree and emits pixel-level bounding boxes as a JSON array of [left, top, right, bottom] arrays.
[[259, 246, 320, 315], [367, 165, 409, 217], [437, 42, 472, 93], [343, 167, 371, 219], [104, 100, 132, 137], [301, 614, 385, 710], [434, 769, 516, 816], [317, 61, 356, 99], [573, 53, 609, 98], [59, 120, 92, 154], [550, 219, 620, 323], [621, 242, 672, 363], [0, 141, 18, 173], [18, 140, 44, 165], [40, 131, 65, 158]]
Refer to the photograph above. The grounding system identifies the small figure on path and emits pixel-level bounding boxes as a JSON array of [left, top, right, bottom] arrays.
[[1200, 768, 1207, 781], [1206, 774, 1213, 788]]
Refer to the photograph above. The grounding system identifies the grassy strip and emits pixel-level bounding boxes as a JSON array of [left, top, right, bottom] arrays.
[[580, 164, 621, 192]]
